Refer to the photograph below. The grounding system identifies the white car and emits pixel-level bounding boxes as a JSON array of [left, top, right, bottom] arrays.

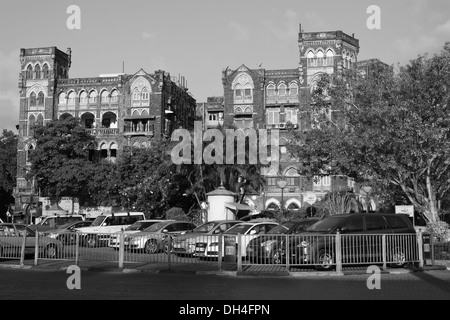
[[108, 219, 167, 249], [194, 222, 279, 259]]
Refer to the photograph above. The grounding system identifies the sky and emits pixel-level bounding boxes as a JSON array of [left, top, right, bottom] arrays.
[[0, 0, 449, 132]]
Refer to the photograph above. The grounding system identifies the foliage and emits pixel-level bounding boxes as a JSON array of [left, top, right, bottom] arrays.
[[165, 207, 190, 221], [321, 191, 361, 215], [29, 117, 95, 199], [426, 221, 450, 242], [290, 42, 450, 223], [0, 130, 17, 218]]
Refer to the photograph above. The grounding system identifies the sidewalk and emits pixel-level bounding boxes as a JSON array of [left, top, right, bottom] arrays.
[[0, 258, 447, 276]]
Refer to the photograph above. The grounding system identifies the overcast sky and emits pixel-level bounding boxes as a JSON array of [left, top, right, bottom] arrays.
[[1, 0, 449, 132]]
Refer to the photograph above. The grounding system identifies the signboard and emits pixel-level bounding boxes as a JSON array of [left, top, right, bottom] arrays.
[[224, 235, 236, 263], [395, 205, 414, 217], [304, 193, 317, 205]]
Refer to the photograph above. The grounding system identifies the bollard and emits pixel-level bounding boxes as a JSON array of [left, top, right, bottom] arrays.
[[218, 234, 223, 271], [75, 232, 80, 266], [382, 234, 387, 270], [335, 231, 342, 274], [118, 230, 124, 269], [285, 235, 290, 272], [167, 234, 172, 271], [34, 231, 39, 266], [237, 234, 242, 272], [417, 229, 424, 267]]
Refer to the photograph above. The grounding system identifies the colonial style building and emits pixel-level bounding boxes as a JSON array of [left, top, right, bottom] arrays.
[[14, 46, 196, 212], [214, 26, 380, 213]]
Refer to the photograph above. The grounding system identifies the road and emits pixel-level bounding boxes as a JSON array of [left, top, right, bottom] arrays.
[[1, 268, 450, 301]]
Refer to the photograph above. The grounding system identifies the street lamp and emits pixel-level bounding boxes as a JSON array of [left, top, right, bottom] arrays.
[[276, 177, 288, 213]]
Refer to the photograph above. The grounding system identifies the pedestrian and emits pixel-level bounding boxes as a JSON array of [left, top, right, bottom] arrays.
[[6, 208, 12, 223]]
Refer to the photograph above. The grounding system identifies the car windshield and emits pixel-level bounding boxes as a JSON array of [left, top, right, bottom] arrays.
[[225, 224, 252, 235], [126, 221, 152, 231], [192, 222, 218, 233], [144, 222, 167, 232], [91, 216, 106, 227], [305, 216, 341, 232], [266, 222, 292, 234]]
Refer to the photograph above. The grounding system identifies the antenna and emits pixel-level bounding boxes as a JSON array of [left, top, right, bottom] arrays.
[[122, 61, 125, 73]]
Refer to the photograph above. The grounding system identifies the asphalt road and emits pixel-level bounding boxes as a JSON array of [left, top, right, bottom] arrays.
[[1, 268, 450, 301]]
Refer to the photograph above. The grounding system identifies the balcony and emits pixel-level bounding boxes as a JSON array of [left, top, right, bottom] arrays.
[[85, 128, 119, 135], [266, 95, 299, 105], [123, 125, 154, 137]]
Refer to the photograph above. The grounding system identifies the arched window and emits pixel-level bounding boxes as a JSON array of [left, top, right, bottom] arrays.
[[132, 89, 140, 101], [110, 90, 119, 103], [68, 91, 76, 106], [235, 84, 243, 99], [101, 90, 109, 104], [26, 65, 33, 79], [141, 88, 149, 101], [110, 142, 118, 160], [28, 114, 36, 137], [89, 91, 98, 104], [36, 114, 44, 127], [267, 84, 275, 97], [100, 143, 108, 159], [244, 83, 252, 98], [278, 83, 287, 96], [80, 91, 88, 106], [289, 83, 298, 96], [37, 92, 45, 106], [326, 50, 334, 66], [317, 50, 324, 67], [349, 54, 355, 69], [58, 92, 66, 105], [42, 64, 49, 78], [30, 92, 37, 107], [35, 65, 41, 79], [26, 144, 34, 163], [307, 51, 315, 67]]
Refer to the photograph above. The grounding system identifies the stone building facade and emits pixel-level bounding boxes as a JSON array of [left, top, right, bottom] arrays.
[[14, 46, 196, 211]]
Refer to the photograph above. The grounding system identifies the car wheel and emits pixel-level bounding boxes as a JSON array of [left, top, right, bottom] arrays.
[[389, 248, 406, 268], [87, 235, 98, 248], [271, 249, 283, 264], [145, 240, 158, 254], [316, 249, 335, 271], [45, 244, 58, 259]]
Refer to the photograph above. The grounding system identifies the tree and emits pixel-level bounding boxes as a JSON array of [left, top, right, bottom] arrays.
[[290, 43, 450, 223], [29, 117, 95, 200], [0, 130, 17, 218]]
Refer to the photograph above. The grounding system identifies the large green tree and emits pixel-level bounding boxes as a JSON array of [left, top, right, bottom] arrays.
[[29, 117, 95, 200], [290, 43, 450, 223], [0, 130, 17, 218]]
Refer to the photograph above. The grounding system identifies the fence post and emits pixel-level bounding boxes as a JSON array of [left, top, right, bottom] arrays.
[[167, 234, 172, 271], [417, 229, 424, 268], [430, 229, 435, 265], [335, 232, 342, 274], [34, 231, 39, 266], [218, 234, 223, 271], [382, 234, 387, 270], [237, 234, 242, 272], [75, 232, 80, 266], [285, 234, 290, 272], [20, 229, 27, 266], [118, 230, 124, 269]]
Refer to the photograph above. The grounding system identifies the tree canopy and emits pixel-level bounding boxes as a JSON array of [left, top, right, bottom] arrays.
[[290, 42, 450, 223]]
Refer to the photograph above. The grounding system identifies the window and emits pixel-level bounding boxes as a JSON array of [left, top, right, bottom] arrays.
[[80, 92, 88, 105], [89, 91, 98, 104], [339, 216, 364, 233], [326, 50, 334, 66], [235, 84, 243, 99], [385, 216, 409, 229], [267, 84, 275, 96], [141, 88, 149, 101], [110, 90, 119, 103], [133, 89, 140, 101], [30, 92, 37, 107], [36, 114, 44, 127], [101, 90, 109, 104], [28, 115, 36, 137], [289, 83, 298, 96], [68, 92, 76, 106], [322, 176, 331, 186], [244, 84, 252, 97], [317, 50, 324, 66], [35, 65, 41, 79], [42, 64, 49, 78], [278, 83, 287, 96], [26, 65, 33, 79], [285, 109, 297, 124], [365, 216, 388, 231], [59, 92, 66, 105], [234, 117, 253, 129], [266, 109, 280, 125], [37, 92, 45, 106], [307, 50, 315, 67]]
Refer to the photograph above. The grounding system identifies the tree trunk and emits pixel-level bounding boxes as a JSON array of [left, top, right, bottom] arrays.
[[426, 174, 439, 223]]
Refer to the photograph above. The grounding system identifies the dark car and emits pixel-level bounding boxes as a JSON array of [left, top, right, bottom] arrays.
[[246, 219, 320, 264], [292, 213, 417, 271], [46, 220, 94, 245]]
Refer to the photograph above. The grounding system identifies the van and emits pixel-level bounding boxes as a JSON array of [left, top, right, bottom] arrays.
[[75, 212, 145, 247], [29, 215, 85, 232], [290, 213, 417, 270]]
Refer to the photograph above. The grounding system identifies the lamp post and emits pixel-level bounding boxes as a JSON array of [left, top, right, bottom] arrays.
[[276, 177, 288, 215]]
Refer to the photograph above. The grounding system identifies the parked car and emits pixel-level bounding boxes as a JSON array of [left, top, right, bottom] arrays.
[[172, 220, 242, 256], [75, 212, 146, 247], [46, 220, 94, 245], [108, 219, 166, 250], [246, 219, 320, 264], [29, 215, 85, 232], [0, 223, 63, 258], [195, 221, 279, 259], [294, 213, 417, 271], [124, 220, 197, 254]]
